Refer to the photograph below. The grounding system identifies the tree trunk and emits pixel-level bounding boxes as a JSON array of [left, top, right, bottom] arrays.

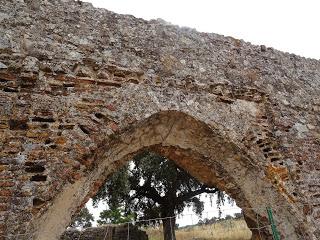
[[162, 216, 176, 240]]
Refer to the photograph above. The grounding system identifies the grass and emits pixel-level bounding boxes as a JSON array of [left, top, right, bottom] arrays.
[[146, 218, 252, 240]]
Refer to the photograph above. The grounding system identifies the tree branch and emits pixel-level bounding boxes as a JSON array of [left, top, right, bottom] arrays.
[[131, 180, 164, 205], [176, 186, 218, 205]]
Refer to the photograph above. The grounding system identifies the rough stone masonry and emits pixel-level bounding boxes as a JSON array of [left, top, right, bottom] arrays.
[[0, 0, 319, 239], [60, 224, 148, 240]]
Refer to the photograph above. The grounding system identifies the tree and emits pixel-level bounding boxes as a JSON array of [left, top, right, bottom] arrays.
[[93, 151, 225, 240], [69, 206, 94, 228], [97, 207, 135, 225], [234, 212, 243, 219]]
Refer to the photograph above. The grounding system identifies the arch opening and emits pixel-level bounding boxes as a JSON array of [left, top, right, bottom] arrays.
[[65, 149, 254, 240], [32, 111, 301, 240]]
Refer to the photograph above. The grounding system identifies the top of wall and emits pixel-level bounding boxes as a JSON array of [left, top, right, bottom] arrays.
[[1, 0, 320, 107]]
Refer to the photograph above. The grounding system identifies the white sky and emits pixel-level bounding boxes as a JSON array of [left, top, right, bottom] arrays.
[[83, 0, 319, 227], [85, 0, 320, 60]]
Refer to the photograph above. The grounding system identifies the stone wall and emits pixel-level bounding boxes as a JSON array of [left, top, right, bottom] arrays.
[[60, 224, 148, 240], [0, 0, 319, 239]]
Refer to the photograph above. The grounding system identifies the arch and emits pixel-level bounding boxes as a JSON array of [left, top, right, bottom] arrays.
[[33, 111, 300, 240], [1, 1, 319, 239]]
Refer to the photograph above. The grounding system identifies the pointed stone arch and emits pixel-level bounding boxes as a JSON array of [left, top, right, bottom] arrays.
[[0, 1, 319, 239], [33, 111, 300, 240]]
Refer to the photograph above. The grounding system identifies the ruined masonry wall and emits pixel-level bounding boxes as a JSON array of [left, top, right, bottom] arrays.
[[60, 224, 148, 240], [0, 0, 319, 239]]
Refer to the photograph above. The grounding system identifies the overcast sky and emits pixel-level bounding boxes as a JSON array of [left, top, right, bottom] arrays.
[[85, 0, 320, 60], [83, 0, 319, 227]]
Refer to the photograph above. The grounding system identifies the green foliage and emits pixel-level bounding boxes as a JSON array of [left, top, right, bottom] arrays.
[[69, 207, 94, 228], [97, 207, 135, 225], [94, 151, 224, 225], [93, 165, 130, 209]]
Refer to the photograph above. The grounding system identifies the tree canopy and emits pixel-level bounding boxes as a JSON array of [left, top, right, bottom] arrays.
[[69, 206, 94, 229], [92, 151, 226, 240]]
